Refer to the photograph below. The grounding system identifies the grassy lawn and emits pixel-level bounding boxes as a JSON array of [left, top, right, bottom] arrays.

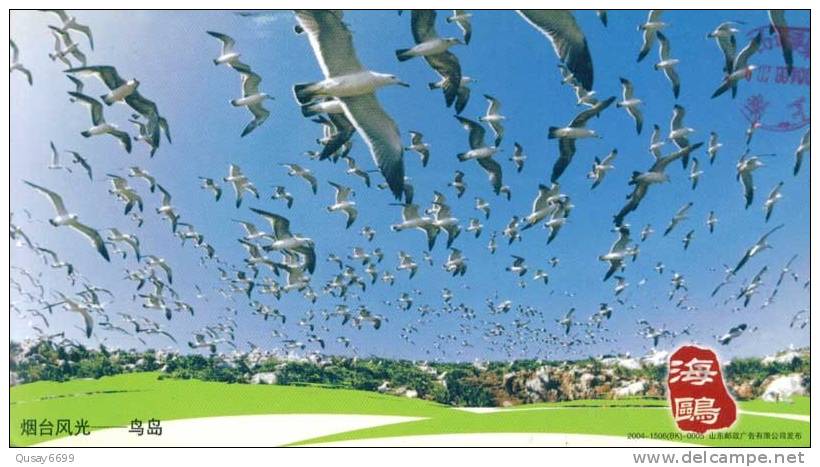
[[10, 373, 809, 447]]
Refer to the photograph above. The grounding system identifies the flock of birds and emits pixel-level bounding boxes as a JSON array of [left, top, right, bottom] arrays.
[[10, 10, 810, 362]]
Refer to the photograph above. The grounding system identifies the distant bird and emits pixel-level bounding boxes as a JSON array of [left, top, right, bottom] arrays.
[[613, 143, 703, 226], [449, 170, 467, 198], [9, 39, 33, 85], [224, 164, 259, 208], [155, 184, 180, 233], [617, 77, 643, 134], [396, 10, 464, 109], [587, 149, 617, 189], [232, 68, 272, 137], [682, 230, 694, 250], [637, 10, 665, 62], [281, 163, 318, 194], [455, 116, 503, 195], [48, 26, 87, 68], [65, 66, 140, 105], [663, 202, 693, 236], [557, 308, 575, 335], [736, 153, 770, 209], [447, 10, 472, 44], [479, 94, 505, 146], [599, 224, 634, 281], [475, 197, 491, 219], [707, 131, 722, 164], [294, 10, 408, 199], [42, 10, 94, 49], [342, 156, 372, 187], [406, 131, 430, 167], [732, 224, 784, 274], [327, 182, 357, 228], [518, 10, 594, 91], [443, 248, 467, 276], [706, 211, 718, 233], [711, 32, 762, 99], [68, 92, 132, 152], [47, 142, 72, 173], [793, 128, 809, 176], [390, 203, 439, 251], [669, 105, 694, 166], [763, 181, 784, 222], [707, 21, 742, 73], [271, 185, 294, 208], [206, 31, 244, 67], [716, 323, 748, 345], [466, 218, 483, 238], [128, 166, 157, 193], [649, 124, 665, 159], [198, 177, 222, 202], [689, 157, 703, 190], [506, 255, 528, 277], [510, 143, 526, 173], [768, 10, 793, 76], [67, 151, 92, 180], [641, 224, 654, 242], [24, 181, 109, 261], [548, 96, 615, 182], [250, 208, 316, 274], [655, 32, 680, 98]]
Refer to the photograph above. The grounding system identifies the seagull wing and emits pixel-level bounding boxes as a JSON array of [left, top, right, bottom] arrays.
[[25, 181, 69, 216], [294, 10, 363, 78], [68, 92, 104, 125], [768, 10, 793, 75], [65, 65, 125, 89], [733, 32, 762, 71], [206, 31, 236, 54], [425, 51, 462, 107], [477, 157, 503, 194], [456, 116, 487, 149], [67, 219, 110, 261], [518, 10, 593, 90]]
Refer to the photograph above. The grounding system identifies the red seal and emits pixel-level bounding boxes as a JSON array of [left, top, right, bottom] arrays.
[[667, 345, 737, 434]]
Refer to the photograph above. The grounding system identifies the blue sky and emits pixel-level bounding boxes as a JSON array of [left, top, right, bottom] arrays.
[[10, 10, 810, 362]]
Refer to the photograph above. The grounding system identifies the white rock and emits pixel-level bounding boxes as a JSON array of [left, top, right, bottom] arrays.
[[250, 372, 277, 385], [761, 374, 805, 402]]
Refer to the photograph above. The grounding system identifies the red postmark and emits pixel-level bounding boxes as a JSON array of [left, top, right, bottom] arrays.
[[667, 345, 737, 434]]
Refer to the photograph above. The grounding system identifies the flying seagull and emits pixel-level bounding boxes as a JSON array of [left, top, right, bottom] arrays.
[[65, 65, 140, 105], [479, 94, 505, 146], [293, 10, 408, 199], [655, 31, 680, 98], [617, 77, 643, 134], [396, 10, 464, 108], [548, 96, 615, 182], [732, 224, 784, 274], [793, 128, 809, 176], [447, 10, 472, 44], [518, 10, 594, 91], [24, 180, 109, 261], [614, 143, 703, 226], [42, 10, 94, 49], [455, 116, 503, 195], [405, 131, 430, 167], [711, 32, 762, 99], [68, 92, 132, 153], [327, 181, 357, 228], [232, 68, 272, 137], [637, 10, 665, 62], [206, 31, 244, 67], [9, 39, 33, 85]]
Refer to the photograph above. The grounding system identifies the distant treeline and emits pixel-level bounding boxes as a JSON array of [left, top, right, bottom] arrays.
[[10, 340, 809, 406]]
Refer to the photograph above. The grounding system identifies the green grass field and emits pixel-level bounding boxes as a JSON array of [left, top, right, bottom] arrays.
[[10, 372, 809, 447]]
